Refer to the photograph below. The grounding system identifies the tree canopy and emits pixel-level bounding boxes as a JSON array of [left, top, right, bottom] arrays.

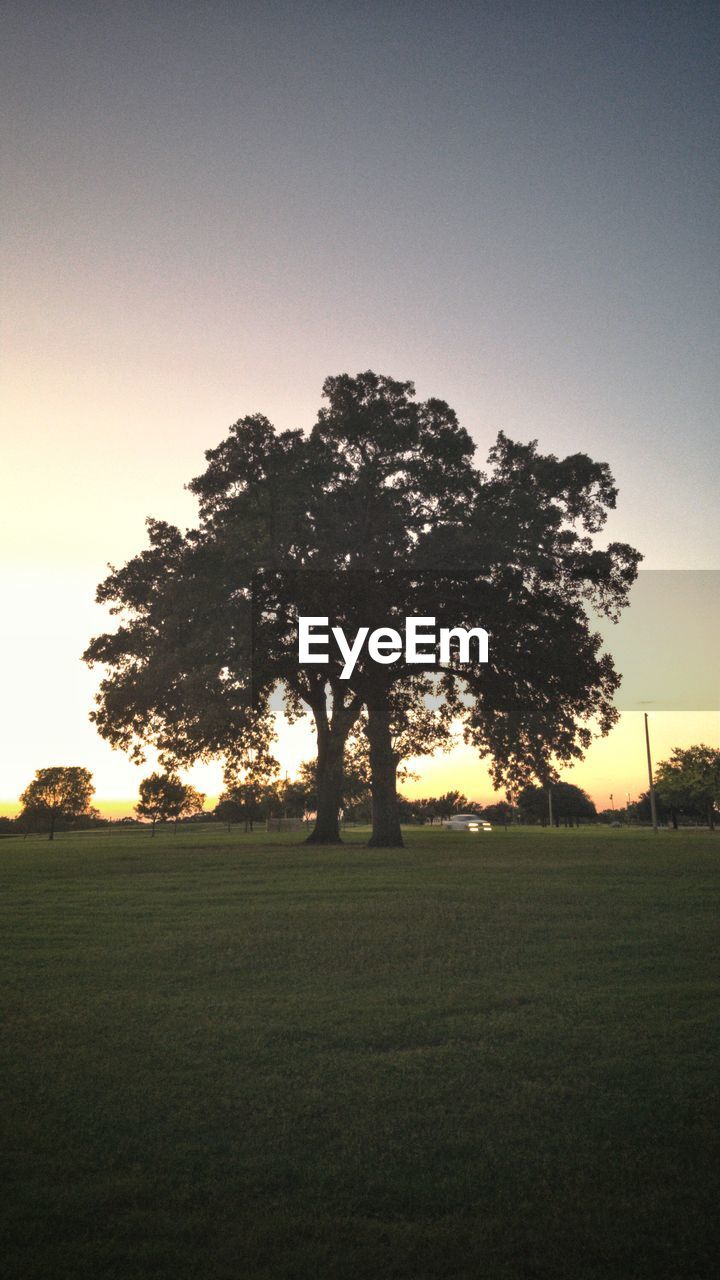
[[517, 781, 597, 826], [84, 371, 639, 847], [19, 767, 96, 840], [135, 773, 205, 833], [654, 745, 719, 830]]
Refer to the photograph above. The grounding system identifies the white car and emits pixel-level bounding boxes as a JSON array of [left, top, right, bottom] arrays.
[[446, 813, 492, 832]]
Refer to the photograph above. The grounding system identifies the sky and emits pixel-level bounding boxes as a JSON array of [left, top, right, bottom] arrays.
[[1, 0, 718, 815]]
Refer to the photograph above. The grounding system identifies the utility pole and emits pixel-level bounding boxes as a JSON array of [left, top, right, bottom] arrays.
[[644, 713, 659, 832]]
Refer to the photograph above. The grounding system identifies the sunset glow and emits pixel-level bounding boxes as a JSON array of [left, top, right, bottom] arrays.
[[2, 2, 717, 818]]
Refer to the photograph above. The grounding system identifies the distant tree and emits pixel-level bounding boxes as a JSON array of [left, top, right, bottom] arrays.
[[0, 816, 17, 836], [135, 773, 205, 834], [395, 794, 421, 823], [518, 785, 551, 825], [435, 791, 469, 820], [626, 790, 670, 826], [276, 777, 314, 822], [71, 807, 106, 830], [655, 745, 720, 830], [216, 781, 268, 832], [220, 746, 282, 832], [627, 787, 709, 829], [408, 792, 469, 824], [412, 797, 441, 824], [597, 807, 623, 824], [481, 800, 517, 827], [19, 767, 95, 841], [518, 781, 596, 827], [214, 796, 245, 831]]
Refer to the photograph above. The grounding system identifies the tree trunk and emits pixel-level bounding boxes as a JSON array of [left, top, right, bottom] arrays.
[[366, 696, 404, 848], [304, 686, 362, 846], [306, 726, 345, 844], [48, 810, 56, 841]]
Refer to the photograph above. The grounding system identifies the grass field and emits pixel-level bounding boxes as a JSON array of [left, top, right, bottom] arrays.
[[1, 825, 718, 1279]]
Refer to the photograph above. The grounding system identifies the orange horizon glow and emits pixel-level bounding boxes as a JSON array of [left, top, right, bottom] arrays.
[[2, 710, 717, 821]]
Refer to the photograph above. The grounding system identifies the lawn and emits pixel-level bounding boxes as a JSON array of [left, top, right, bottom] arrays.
[[1, 826, 718, 1279]]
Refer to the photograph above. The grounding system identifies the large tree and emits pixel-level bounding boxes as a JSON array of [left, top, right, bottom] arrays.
[[655, 745, 719, 831], [84, 371, 639, 847], [19, 767, 95, 840]]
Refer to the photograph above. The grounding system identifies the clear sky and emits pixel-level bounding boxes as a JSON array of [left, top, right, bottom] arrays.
[[2, 1, 718, 815]]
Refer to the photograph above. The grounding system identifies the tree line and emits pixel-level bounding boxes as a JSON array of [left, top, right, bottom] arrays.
[[3, 744, 717, 838]]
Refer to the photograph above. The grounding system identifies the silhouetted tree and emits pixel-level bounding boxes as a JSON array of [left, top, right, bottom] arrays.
[[481, 800, 517, 826], [655, 745, 719, 830], [518, 781, 596, 826], [84, 371, 639, 849], [136, 773, 204, 834], [19, 767, 95, 841], [220, 744, 283, 831], [216, 781, 268, 832], [410, 794, 469, 824], [435, 791, 470, 820], [214, 796, 245, 831]]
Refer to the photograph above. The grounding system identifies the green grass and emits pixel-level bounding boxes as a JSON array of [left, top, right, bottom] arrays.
[[1, 825, 718, 1279]]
